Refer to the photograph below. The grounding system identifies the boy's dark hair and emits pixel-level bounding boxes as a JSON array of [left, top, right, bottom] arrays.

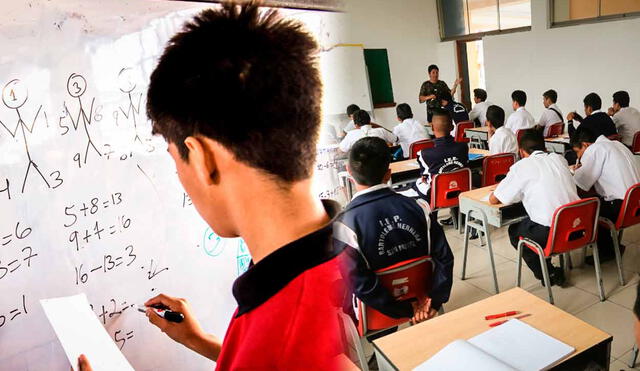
[[543, 89, 558, 103], [353, 110, 371, 127], [583, 92, 602, 110], [347, 104, 361, 116], [511, 90, 527, 106], [396, 103, 413, 121], [570, 128, 597, 149], [613, 91, 630, 108], [431, 107, 452, 123], [438, 90, 453, 103], [634, 282, 640, 319], [486, 105, 505, 128], [147, 2, 320, 183], [519, 129, 545, 154], [473, 88, 487, 102], [428, 64, 439, 74], [348, 137, 391, 186]]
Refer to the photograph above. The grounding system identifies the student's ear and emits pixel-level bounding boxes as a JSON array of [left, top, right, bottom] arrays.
[[382, 168, 392, 184], [346, 163, 352, 177], [183, 136, 217, 186]]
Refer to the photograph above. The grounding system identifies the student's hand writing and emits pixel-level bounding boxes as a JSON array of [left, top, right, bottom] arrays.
[[145, 294, 207, 349], [76, 354, 93, 371]]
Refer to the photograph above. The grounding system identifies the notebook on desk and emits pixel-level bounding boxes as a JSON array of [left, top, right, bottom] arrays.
[[414, 319, 574, 371]]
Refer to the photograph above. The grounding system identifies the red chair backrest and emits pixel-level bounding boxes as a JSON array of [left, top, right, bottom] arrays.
[[516, 129, 526, 147], [546, 122, 563, 138], [430, 168, 471, 211], [615, 183, 640, 229], [454, 121, 473, 143], [482, 153, 516, 187], [632, 131, 640, 153], [541, 197, 600, 256], [409, 139, 434, 159], [357, 256, 433, 335]]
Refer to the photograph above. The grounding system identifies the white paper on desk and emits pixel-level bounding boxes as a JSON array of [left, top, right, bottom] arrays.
[[480, 194, 490, 202], [40, 293, 135, 371], [413, 339, 516, 371]]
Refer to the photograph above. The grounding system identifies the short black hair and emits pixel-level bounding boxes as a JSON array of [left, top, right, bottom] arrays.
[[473, 88, 487, 102], [347, 104, 361, 116], [512, 90, 527, 106], [428, 64, 439, 74], [438, 90, 452, 103], [431, 107, 451, 121], [634, 282, 640, 320], [147, 2, 321, 183], [486, 105, 505, 128], [353, 110, 371, 127], [396, 103, 413, 121], [543, 89, 557, 103], [613, 91, 630, 108], [570, 128, 597, 149], [519, 129, 545, 154], [348, 137, 391, 186], [583, 92, 602, 111]]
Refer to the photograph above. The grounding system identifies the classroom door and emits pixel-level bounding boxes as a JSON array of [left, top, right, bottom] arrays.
[[456, 38, 486, 111]]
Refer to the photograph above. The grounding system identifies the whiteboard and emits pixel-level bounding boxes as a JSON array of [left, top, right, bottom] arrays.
[[0, 1, 346, 370]]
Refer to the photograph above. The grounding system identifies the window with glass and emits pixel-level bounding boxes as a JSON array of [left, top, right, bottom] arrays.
[[437, 0, 531, 40], [552, 0, 640, 25]]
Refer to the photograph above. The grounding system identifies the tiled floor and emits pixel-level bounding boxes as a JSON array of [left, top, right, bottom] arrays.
[[439, 216, 640, 370]]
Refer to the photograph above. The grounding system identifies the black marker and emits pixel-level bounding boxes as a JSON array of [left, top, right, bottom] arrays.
[[137, 304, 184, 323]]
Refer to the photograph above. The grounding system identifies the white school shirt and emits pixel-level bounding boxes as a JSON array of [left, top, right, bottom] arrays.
[[505, 107, 536, 134], [468, 101, 492, 126], [343, 119, 356, 133], [339, 125, 397, 153], [537, 104, 564, 137], [494, 151, 579, 226], [611, 106, 640, 147], [393, 118, 428, 158], [573, 135, 640, 201], [488, 126, 518, 155]]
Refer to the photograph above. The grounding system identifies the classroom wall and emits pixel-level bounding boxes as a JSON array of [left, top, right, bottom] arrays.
[[346, 0, 458, 128], [483, 0, 640, 120]]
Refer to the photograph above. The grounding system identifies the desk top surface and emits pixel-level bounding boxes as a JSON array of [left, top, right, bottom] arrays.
[[469, 148, 490, 156], [373, 288, 611, 371], [466, 126, 490, 133], [459, 185, 503, 209], [390, 159, 420, 174], [545, 134, 570, 143]]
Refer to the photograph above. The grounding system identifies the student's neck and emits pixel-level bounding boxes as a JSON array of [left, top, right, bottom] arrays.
[[231, 178, 330, 264], [354, 183, 378, 193]]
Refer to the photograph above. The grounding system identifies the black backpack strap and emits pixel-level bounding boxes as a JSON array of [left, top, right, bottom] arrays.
[[548, 107, 563, 123]]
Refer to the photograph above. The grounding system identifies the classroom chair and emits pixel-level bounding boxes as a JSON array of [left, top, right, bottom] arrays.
[[516, 129, 526, 147], [597, 182, 640, 287], [481, 153, 516, 187], [409, 139, 434, 159], [632, 131, 640, 153], [356, 256, 433, 338], [546, 122, 564, 138], [629, 344, 638, 368], [516, 197, 602, 305], [430, 168, 472, 231], [454, 121, 473, 143]]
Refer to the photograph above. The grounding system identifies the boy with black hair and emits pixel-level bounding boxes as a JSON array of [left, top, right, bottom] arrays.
[[439, 90, 469, 124], [343, 103, 361, 135], [537, 89, 564, 137], [489, 129, 579, 286], [340, 109, 397, 153], [487, 105, 517, 155], [608, 90, 640, 147], [469, 88, 493, 127], [505, 90, 535, 134], [79, 2, 349, 370], [335, 136, 453, 325], [567, 92, 617, 140], [570, 130, 640, 264], [393, 103, 428, 159]]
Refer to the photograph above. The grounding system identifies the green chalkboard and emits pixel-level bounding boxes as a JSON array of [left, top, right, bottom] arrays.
[[363, 49, 395, 107]]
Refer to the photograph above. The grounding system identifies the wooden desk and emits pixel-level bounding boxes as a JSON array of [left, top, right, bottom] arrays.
[[389, 159, 421, 186], [373, 288, 612, 371], [459, 186, 527, 293], [465, 126, 489, 142], [545, 134, 570, 154]]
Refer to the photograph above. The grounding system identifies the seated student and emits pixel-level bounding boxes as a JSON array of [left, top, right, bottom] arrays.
[[487, 105, 517, 155], [608, 90, 640, 147], [567, 92, 617, 140], [468, 88, 493, 127], [343, 104, 360, 135], [339, 109, 397, 153], [393, 103, 428, 159], [570, 130, 640, 263], [439, 90, 469, 124], [505, 90, 535, 134], [537, 89, 564, 137], [336, 136, 454, 328], [489, 129, 579, 286]]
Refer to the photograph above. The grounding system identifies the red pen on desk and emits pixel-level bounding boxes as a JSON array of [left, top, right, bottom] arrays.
[[484, 310, 519, 320], [489, 314, 531, 327]]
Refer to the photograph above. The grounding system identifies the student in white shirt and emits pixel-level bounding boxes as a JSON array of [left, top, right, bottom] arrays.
[[393, 103, 428, 159], [339, 110, 397, 153], [608, 91, 640, 147], [570, 130, 640, 263], [505, 90, 535, 135], [486, 105, 517, 155], [468, 88, 493, 127], [537, 89, 564, 137], [342, 104, 360, 136], [489, 129, 579, 285]]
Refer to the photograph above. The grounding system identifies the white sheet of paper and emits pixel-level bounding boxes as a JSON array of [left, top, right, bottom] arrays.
[[413, 339, 515, 371], [40, 294, 135, 371]]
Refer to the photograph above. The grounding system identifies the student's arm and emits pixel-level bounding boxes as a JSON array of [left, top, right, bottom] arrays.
[[339, 135, 350, 153], [424, 211, 454, 311], [573, 149, 602, 192], [491, 167, 522, 206]]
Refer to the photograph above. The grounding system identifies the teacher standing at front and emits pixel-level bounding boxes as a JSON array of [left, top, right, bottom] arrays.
[[419, 64, 462, 123]]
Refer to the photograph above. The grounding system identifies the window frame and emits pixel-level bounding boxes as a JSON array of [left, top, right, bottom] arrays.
[[549, 0, 640, 28]]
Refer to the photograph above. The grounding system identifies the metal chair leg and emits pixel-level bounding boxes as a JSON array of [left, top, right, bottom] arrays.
[[516, 241, 524, 287], [611, 228, 625, 286], [629, 344, 638, 368], [592, 244, 606, 301], [566, 252, 573, 270], [536, 246, 554, 304], [461, 212, 471, 280]]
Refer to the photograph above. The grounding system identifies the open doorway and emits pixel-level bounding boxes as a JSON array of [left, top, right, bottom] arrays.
[[455, 38, 486, 111]]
